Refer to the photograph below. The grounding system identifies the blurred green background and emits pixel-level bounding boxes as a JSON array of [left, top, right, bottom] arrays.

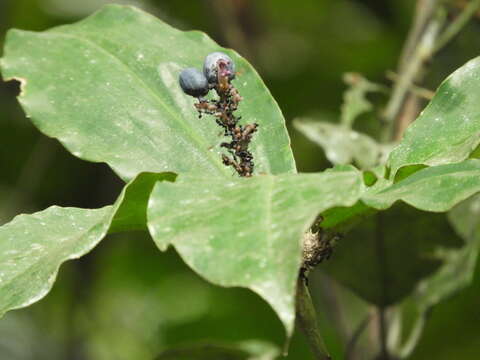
[[1, 0, 479, 359]]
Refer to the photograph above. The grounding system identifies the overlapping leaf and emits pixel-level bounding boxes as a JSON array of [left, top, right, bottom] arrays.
[[147, 167, 365, 335], [364, 160, 480, 211], [0, 4, 298, 329], [0, 5, 295, 181], [0, 206, 113, 317], [387, 56, 480, 177], [0, 172, 174, 317]]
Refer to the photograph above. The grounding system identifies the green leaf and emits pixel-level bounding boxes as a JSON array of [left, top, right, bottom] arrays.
[[364, 159, 480, 211], [147, 167, 365, 335], [322, 160, 480, 306], [324, 159, 480, 232], [322, 165, 480, 356], [0, 206, 113, 317], [0, 172, 173, 317], [0, 4, 295, 181], [388, 56, 480, 177], [293, 118, 390, 170], [387, 194, 480, 358]]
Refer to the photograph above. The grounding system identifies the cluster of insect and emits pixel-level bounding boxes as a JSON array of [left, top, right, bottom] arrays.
[[179, 52, 258, 177]]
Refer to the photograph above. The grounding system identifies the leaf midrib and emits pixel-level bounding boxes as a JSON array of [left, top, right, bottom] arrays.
[[43, 30, 229, 177]]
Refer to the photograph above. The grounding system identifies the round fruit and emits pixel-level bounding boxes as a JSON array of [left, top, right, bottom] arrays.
[[178, 68, 209, 97], [203, 52, 236, 84]]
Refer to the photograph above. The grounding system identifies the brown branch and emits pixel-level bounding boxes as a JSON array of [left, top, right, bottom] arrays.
[[382, 3, 444, 141]]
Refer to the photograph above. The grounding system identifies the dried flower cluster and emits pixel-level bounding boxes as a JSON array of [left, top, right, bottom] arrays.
[[179, 52, 258, 177]]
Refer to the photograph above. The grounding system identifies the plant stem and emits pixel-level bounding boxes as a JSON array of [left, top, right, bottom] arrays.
[[385, 71, 434, 100], [433, 0, 480, 53], [382, 3, 444, 141], [375, 213, 389, 360], [398, 0, 439, 70], [296, 278, 332, 360], [384, 0, 480, 141], [345, 315, 371, 360]]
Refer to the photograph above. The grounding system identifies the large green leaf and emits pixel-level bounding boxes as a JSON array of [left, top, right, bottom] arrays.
[[0, 172, 173, 317], [0, 5, 295, 181], [324, 159, 480, 232], [323, 160, 480, 306], [364, 159, 480, 211], [146, 167, 365, 335], [0, 206, 113, 317], [388, 56, 480, 177], [321, 165, 480, 357]]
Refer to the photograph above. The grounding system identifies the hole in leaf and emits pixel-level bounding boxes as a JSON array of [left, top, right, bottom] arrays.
[[394, 164, 428, 183], [363, 170, 378, 187], [469, 143, 480, 159]]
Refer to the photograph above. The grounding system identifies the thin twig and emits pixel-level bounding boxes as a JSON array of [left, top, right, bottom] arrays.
[[385, 71, 435, 100], [398, 0, 440, 69], [385, 0, 480, 141], [296, 278, 332, 360], [433, 0, 480, 53], [319, 273, 350, 344], [382, 4, 444, 141], [374, 213, 389, 360]]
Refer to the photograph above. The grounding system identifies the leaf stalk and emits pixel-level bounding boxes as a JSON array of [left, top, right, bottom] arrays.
[[296, 278, 332, 360]]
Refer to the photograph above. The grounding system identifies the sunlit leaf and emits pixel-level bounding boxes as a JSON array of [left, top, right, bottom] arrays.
[[322, 160, 480, 306], [0, 206, 113, 317], [388, 57, 480, 177], [0, 5, 295, 181], [147, 167, 365, 335], [0, 172, 173, 317], [364, 159, 480, 211]]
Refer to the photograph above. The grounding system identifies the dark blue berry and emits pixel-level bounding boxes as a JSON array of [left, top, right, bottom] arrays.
[[179, 68, 209, 97], [203, 52, 236, 84]]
